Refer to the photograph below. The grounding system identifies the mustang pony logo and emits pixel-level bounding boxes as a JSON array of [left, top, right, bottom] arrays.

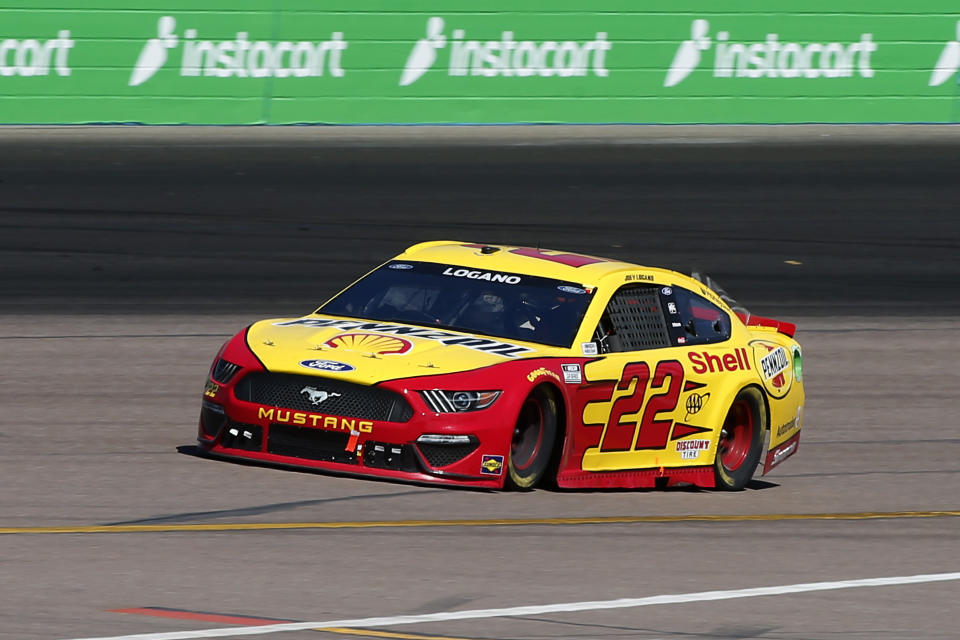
[[300, 387, 341, 406]]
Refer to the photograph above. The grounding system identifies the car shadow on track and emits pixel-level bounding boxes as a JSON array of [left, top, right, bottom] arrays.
[[176, 445, 779, 493]]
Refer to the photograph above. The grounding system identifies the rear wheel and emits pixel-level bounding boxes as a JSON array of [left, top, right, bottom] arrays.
[[714, 387, 766, 491], [507, 386, 558, 490]]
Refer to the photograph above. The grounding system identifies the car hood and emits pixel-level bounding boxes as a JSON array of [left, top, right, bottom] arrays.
[[246, 314, 558, 383]]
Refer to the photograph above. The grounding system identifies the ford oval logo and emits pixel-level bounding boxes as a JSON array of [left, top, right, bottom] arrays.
[[389, 263, 414, 270], [299, 359, 355, 372], [557, 285, 586, 295]]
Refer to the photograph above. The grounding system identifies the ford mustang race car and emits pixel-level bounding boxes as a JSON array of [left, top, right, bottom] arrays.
[[198, 241, 804, 490]]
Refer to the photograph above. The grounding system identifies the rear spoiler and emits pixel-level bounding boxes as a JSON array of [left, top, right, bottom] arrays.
[[691, 270, 796, 338], [733, 312, 796, 338]]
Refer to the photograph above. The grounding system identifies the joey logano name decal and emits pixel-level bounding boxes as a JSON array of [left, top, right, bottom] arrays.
[[441, 267, 521, 284], [275, 317, 533, 357]]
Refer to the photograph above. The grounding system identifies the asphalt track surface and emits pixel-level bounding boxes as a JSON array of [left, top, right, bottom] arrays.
[[1, 126, 959, 640]]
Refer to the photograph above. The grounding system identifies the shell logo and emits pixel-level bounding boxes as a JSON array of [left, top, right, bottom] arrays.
[[325, 332, 413, 355]]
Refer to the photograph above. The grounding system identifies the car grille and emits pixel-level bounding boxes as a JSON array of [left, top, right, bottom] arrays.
[[234, 373, 413, 422], [267, 423, 358, 464], [417, 442, 479, 468]]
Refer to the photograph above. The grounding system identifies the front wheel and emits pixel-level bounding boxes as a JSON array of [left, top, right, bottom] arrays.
[[507, 386, 558, 490], [714, 387, 766, 491]]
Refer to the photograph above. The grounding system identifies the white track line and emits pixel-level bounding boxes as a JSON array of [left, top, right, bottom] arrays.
[[68, 572, 960, 640]]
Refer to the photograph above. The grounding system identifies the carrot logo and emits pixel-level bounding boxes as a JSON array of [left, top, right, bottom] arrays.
[[930, 21, 960, 87]]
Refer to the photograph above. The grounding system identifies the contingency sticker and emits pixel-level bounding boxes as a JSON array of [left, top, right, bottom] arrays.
[[562, 363, 582, 384], [676, 439, 710, 460], [481, 454, 504, 475]]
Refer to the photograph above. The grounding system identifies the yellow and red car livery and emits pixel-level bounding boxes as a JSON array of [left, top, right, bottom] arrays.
[[198, 241, 804, 490]]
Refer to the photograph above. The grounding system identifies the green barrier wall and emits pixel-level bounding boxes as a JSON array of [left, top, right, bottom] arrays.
[[1, 1, 959, 124]]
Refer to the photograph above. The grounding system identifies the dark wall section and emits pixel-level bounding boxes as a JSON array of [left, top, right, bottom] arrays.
[[2, 134, 958, 316]]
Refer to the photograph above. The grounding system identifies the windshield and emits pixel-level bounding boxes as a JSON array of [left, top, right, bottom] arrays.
[[319, 261, 595, 347]]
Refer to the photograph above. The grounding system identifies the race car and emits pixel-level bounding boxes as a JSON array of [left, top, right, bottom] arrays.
[[198, 241, 804, 490]]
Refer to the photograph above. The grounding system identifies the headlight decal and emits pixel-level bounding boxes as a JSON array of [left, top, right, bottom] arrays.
[[419, 390, 501, 413]]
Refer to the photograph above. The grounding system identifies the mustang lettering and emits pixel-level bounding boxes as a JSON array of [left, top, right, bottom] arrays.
[[257, 407, 373, 433]]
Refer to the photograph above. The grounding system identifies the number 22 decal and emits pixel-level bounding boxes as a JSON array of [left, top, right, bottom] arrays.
[[597, 360, 684, 452]]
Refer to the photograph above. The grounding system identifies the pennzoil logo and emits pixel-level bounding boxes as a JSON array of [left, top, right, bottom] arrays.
[[325, 332, 413, 355], [759, 346, 789, 381]]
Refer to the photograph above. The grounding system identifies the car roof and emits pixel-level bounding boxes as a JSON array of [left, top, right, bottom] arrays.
[[397, 240, 680, 286]]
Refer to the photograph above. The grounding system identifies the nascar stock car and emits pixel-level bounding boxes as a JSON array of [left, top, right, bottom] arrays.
[[198, 241, 804, 490]]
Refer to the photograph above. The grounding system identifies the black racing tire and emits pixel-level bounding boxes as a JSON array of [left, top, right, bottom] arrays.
[[507, 386, 559, 490], [714, 387, 766, 491]]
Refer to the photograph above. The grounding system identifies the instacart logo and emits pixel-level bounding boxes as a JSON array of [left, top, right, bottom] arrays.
[[664, 19, 877, 87], [0, 30, 74, 77], [399, 16, 612, 86], [128, 16, 347, 86]]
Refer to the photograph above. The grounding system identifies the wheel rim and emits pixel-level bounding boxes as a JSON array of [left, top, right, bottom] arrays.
[[719, 400, 754, 470], [512, 397, 544, 471]]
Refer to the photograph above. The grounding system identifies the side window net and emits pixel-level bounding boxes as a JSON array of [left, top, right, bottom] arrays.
[[604, 286, 671, 351]]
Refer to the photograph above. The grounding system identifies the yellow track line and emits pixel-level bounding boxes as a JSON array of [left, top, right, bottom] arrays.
[[318, 628, 475, 640], [1, 510, 958, 535]]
